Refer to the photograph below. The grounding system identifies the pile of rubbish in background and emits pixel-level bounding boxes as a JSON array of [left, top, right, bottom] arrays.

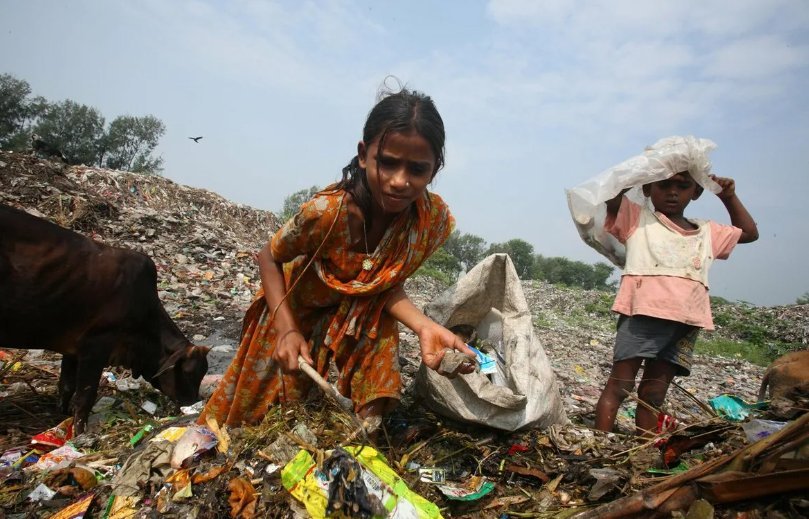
[[2, 151, 808, 517]]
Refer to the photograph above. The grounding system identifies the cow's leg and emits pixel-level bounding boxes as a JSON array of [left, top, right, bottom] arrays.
[[58, 354, 78, 414], [70, 340, 109, 435]]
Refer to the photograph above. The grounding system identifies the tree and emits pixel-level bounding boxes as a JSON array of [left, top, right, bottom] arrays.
[[279, 186, 321, 222], [416, 246, 461, 284], [532, 255, 615, 290], [0, 74, 48, 150], [102, 115, 165, 174], [443, 230, 487, 271], [797, 292, 809, 305], [0, 74, 32, 147], [487, 239, 534, 278], [34, 100, 105, 165]]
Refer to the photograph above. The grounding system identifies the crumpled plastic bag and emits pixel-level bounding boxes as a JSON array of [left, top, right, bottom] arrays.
[[708, 394, 766, 422], [566, 136, 722, 266]]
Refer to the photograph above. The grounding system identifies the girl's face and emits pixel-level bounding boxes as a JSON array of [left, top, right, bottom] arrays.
[[358, 130, 436, 216], [644, 172, 701, 218]]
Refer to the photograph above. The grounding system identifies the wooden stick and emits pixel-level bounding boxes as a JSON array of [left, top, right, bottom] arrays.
[[297, 355, 354, 412], [671, 381, 716, 417]]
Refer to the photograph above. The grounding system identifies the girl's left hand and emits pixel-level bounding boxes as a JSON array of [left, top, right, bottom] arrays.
[[417, 322, 477, 376]]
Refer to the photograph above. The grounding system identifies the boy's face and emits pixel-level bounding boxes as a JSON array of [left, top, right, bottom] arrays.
[[643, 172, 702, 218]]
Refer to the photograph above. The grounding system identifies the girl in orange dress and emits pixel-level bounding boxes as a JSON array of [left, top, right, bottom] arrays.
[[201, 88, 476, 427]]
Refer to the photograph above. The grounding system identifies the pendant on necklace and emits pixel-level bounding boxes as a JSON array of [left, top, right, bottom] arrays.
[[362, 257, 373, 271]]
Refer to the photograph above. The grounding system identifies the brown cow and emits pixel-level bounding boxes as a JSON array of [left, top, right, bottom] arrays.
[[758, 350, 809, 401], [0, 203, 209, 434]]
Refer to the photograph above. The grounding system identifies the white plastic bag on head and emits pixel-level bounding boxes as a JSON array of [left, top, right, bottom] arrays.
[[566, 136, 722, 267], [414, 254, 568, 431]]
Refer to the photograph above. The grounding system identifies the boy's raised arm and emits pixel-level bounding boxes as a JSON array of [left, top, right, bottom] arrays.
[[605, 188, 629, 217], [711, 175, 759, 243]]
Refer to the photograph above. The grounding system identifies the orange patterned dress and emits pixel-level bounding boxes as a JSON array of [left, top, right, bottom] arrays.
[[200, 188, 454, 426]]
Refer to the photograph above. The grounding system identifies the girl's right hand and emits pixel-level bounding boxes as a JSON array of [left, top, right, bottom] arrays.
[[272, 329, 313, 372], [710, 174, 736, 200]]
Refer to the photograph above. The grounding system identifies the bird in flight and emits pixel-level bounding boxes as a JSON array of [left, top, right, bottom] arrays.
[[189, 136, 203, 143]]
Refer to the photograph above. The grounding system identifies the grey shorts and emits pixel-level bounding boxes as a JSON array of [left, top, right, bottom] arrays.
[[614, 314, 699, 376]]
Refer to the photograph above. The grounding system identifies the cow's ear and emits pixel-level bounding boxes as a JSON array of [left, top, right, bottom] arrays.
[[153, 348, 185, 379], [188, 345, 211, 357]]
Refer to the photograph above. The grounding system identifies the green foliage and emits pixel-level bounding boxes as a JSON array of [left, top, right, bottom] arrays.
[[487, 239, 534, 279], [533, 255, 615, 290], [797, 291, 809, 305], [413, 265, 453, 285], [1, 73, 165, 173], [0, 74, 47, 149], [0, 74, 32, 147], [695, 338, 771, 367], [101, 115, 166, 174], [584, 292, 615, 318], [279, 186, 321, 223], [33, 99, 106, 165], [443, 230, 486, 271], [419, 246, 461, 281]]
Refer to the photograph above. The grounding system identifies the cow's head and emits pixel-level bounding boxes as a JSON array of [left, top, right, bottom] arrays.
[[152, 345, 210, 405]]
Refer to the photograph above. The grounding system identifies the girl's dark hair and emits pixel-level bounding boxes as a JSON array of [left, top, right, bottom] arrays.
[[337, 86, 445, 224]]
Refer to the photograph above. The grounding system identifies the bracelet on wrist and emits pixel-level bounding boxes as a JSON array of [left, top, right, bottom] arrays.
[[276, 329, 304, 344]]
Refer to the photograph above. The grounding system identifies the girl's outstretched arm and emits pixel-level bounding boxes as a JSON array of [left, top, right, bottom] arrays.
[[710, 175, 759, 243], [384, 285, 476, 374], [257, 242, 313, 372]]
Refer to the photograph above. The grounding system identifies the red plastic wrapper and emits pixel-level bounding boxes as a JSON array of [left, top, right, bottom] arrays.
[[31, 418, 74, 450], [507, 443, 530, 456], [656, 413, 678, 433]]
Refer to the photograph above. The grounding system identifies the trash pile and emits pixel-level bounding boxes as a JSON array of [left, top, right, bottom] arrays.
[[2, 152, 808, 517]]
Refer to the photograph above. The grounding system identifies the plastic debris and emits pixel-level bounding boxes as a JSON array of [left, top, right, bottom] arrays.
[[708, 394, 765, 421], [741, 419, 787, 443], [2, 447, 39, 468], [419, 467, 446, 484], [180, 401, 205, 415], [27, 482, 57, 501], [32, 443, 84, 471], [282, 446, 442, 518], [467, 344, 497, 375], [150, 426, 188, 443], [115, 377, 142, 391], [436, 475, 495, 501], [170, 425, 218, 469], [130, 424, 155, 447], [31, 417, 74, 449], [141, 400, 158, 415]]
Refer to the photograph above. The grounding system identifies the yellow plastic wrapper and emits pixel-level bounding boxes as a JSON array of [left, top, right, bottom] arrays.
[[281, 446, 442, 519]]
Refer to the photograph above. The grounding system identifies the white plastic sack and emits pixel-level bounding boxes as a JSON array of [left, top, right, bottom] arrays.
[[414, 254, 568, 431], [565, 136, 722, 267]]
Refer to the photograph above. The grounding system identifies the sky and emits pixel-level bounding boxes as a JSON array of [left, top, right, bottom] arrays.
[[2, 0, 808, 307]]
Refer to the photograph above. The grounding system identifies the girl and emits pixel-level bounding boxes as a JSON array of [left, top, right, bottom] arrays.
[[595, 169, 758, 435], [201, 88, 475, 427]]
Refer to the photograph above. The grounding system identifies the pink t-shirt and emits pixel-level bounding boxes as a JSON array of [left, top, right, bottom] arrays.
[[606, 198, 741, 330]]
